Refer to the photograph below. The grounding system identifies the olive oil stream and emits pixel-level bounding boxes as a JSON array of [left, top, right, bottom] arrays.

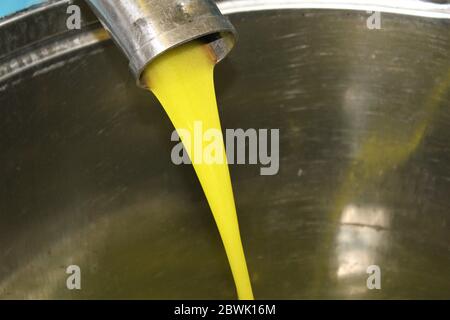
[[143, 41, 254, 300]]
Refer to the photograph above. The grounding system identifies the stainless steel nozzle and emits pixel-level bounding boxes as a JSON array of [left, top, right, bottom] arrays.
[[85, 0, 237, 88]]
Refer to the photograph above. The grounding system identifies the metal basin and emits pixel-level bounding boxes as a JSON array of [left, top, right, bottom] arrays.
[[0, 0, 449, 299]]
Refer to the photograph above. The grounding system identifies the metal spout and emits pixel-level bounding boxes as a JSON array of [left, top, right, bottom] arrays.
[[85, 0, 237, 88]]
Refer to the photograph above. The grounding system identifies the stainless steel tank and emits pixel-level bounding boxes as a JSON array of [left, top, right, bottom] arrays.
[[0, 0, 449, 299]]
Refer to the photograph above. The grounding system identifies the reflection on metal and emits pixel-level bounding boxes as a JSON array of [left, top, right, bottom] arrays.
[[335, 205, 388, 292], [218, 0, 450, 19], [340, 205, 390, 229]]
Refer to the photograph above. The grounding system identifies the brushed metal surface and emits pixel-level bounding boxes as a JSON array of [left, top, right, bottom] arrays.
[[0, 2, 449, 299]]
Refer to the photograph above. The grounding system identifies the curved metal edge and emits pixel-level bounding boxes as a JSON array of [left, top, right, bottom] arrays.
[[217, 0, 450, 19], [135, 29, 237, 88], [3, 0, 449, 24], [0, 0, 65, 27], [0, 28, 109, 90]]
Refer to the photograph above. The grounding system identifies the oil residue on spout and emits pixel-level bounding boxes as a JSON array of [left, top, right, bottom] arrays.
[[143, 41, 254, 300]]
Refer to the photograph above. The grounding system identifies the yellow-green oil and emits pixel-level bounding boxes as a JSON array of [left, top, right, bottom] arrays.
[[143, 41, 254, 300]]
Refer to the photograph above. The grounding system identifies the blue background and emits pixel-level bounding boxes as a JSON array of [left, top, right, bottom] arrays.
[[0, 0, 44, 18]]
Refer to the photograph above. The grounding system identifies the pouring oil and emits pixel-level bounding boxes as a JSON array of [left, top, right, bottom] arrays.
[[142, 41, 254, 300]]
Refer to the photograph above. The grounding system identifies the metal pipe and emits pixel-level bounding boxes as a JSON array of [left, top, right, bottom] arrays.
[[85, 0, 237, 88]]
